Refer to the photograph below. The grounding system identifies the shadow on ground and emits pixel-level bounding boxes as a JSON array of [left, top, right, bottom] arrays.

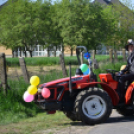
[[63, 115, 134, 126], [105, 115, 134, 124]]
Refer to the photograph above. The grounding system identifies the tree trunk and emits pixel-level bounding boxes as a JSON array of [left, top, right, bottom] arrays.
[[114, 49, 118, 62], [62, 44, 64, 56], [94, 46, 97, 54], [70, 47, 73, 56], [47, 47, 50, 57], [14, 51, 18, 57], [20, 48, 22, 57], [122, 49, 126, 62], [24, 51, 27, 57], [20, 51, 22, 57], [59, 54, 68, 77], [12, 51, 14, 58], [29, 51, 33, 57], [109, 49, 113, 63], [54, 51, 56, 57]]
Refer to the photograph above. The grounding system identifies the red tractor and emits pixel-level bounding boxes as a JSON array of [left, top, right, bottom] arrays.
[[34, 46, 134, 125]]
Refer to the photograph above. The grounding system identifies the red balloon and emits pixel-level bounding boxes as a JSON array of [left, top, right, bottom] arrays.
[[41, 88, 51, 99]]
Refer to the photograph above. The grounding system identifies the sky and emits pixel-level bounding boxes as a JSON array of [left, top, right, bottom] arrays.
[[0, 0, 134, 9]]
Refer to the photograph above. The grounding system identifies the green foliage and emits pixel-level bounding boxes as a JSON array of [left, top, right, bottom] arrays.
[[54, 0, 113, 51], [0, 0, 133, 56], [0, 78, 41, 124], [102, 2, 134, 49], [0, 0, 53, 57]]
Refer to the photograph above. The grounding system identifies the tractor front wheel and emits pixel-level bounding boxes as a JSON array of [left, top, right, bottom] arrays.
[[75, 87, 112, 125]]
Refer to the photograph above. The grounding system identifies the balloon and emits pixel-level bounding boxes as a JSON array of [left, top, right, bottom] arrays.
[[30, 76, 40, 86], [41, 88, 51, 99], [83, 68, 90, 75], [27, 85, 38, 95], [80, 64, 89, 72], [23, 91, 34, 102]]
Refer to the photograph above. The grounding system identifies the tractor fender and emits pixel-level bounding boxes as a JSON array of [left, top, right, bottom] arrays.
[[125, 83, 134, 104], [76, 82, 119, 106]]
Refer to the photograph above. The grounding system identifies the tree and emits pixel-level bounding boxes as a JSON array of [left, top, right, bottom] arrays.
[[0, 0, 52, 57], [54, 0, 114, 54]]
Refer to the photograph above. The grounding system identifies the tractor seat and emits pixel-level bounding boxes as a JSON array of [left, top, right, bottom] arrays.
[[75, 68, 83, 76]]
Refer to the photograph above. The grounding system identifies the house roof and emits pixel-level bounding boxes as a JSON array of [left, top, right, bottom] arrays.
[[0, 0, 8, 9], [0, 0, 8, 6], [93, 0, 121, 5]]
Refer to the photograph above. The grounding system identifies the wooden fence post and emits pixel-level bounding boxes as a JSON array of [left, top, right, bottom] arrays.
[[0, 53, 7, 95], [59, 54, 68, 77], [109, 49, 113, 63], [19, 57, 29, 83], [122, 49, 126, 62]]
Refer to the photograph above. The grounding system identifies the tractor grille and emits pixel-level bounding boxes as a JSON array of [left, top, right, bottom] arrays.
[[49, 89, 55, 99]]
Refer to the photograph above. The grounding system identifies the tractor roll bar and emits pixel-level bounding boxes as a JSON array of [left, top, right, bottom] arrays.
[[76, 46, 88, 65]]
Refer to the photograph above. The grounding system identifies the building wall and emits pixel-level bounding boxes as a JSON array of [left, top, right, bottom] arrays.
[[0, 45, 75, 57], [0, 46, 12, 56], [64, 46, 76, 56]]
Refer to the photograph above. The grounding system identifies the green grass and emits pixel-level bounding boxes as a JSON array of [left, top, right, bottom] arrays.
[[0, 112, 71, 134], [6, 55, 121, 67], [0, 78, 41, 125]]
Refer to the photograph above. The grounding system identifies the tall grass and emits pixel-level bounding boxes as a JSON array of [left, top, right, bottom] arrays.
[[0, 78, 41, 125]]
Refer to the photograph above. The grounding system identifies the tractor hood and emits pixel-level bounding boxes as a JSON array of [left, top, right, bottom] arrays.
[[39, 75, 90, 88]]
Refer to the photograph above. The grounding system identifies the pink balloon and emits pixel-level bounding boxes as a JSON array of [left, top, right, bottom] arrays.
[[41, 88, 50, 99], [23, 91, 34, 102]]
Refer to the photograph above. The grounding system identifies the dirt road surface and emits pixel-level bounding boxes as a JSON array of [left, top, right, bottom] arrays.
[[34, 110, 134, 134]]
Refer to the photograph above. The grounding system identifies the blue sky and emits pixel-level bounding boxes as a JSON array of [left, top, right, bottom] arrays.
[[0, 0, 134, 9]]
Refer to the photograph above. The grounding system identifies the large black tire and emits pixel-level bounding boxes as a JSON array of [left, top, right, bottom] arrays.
[[116, 93, 134, 116], [75, 87, 112, 125], [116, 107, 134, 116], [64, 111, 77, 121]]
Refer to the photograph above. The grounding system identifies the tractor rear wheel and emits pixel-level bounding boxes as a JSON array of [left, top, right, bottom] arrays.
[[64, 111, 77, 121], [116, 93, 134, 116], [116, 107, 134, 116], [75, 87, 112, 125]]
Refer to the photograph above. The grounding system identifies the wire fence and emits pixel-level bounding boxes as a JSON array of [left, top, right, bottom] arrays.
[[0, 49, 127, 93], [0, 53, 79, 93]]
